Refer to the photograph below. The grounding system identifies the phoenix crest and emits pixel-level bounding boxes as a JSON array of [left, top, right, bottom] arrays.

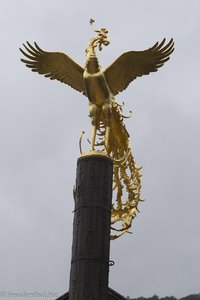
[[20, 20, 174, 239]]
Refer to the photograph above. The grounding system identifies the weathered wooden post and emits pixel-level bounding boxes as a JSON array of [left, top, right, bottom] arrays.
[[69, 154, 113, 300], [56, 153, 126, 300]]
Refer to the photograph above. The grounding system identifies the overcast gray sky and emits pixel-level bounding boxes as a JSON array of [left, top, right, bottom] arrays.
[[0, 0, 200, 299]]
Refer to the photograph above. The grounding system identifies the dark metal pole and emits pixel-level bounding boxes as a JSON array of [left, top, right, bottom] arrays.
[[69, 154, 113, 300]]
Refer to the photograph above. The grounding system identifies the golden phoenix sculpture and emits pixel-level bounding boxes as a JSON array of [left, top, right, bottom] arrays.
[[20, 20, 174, 239]]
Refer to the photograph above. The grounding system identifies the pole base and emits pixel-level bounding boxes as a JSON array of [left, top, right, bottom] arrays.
[[56, 287, 126, 300]]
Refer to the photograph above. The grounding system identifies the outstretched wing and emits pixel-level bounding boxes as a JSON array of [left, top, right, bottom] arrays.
[[104, 38, 174, 95], [20, 42, 84, 93]]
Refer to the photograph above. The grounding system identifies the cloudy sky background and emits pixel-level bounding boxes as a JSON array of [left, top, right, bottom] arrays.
[[0, 0, 200, 299]]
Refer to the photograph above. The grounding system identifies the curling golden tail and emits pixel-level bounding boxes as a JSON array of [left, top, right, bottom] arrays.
[[109, 100, 144, 240]]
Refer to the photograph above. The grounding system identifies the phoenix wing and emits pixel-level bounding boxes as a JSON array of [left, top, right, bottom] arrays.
[[104, 38, 174, 95], [20, 42, 84, 93]]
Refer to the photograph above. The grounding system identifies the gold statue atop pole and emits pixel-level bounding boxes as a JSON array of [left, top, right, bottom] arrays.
[[20, 20, 174, 239]]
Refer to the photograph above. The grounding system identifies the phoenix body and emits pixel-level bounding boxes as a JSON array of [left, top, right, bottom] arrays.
[[20, 22, 174, 239]]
